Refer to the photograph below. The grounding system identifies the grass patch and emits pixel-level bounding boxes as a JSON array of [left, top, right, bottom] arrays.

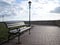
[[0, 23, 9, 42]]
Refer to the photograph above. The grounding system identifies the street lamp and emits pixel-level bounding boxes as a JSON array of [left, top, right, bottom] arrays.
[[28, 1, 31, 26]]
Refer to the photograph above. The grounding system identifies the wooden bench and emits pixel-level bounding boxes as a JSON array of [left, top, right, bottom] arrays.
[[8, 22, 31, 33], [0, 22, 31, 44]]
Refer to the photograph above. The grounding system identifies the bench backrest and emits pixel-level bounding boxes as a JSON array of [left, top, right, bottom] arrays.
[[7, 21, 25, 28], [0, 22, 9, 42]]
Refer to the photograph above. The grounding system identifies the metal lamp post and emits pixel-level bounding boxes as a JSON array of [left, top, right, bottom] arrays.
[[28, 1, 31, 26]]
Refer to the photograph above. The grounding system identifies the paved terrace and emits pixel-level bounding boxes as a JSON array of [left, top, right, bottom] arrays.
[[3, 25, 60, 45]]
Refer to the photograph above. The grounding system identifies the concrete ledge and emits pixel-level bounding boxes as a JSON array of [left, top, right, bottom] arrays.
[[55, 20, 60, 26]]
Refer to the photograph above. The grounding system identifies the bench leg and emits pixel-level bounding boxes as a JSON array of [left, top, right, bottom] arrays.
[[29, 29, 31, 35], [8, 34, 11, 42], [17, 29, 21, 44], [17, 33, 21, 44]]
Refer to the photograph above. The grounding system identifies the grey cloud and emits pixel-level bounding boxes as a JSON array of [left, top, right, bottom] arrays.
[[0, 13, 16, 18], [0, 1, 16, 18], [0, 1, 10, 7], [0, 15, 11, 17], [50, 7, 60, 13]]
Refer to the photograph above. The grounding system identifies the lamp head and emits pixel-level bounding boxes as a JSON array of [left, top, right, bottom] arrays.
[[28, 1, 31, 4]]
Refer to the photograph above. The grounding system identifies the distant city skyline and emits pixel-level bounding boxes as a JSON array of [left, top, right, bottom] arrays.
[[0, 0, 60, 21]]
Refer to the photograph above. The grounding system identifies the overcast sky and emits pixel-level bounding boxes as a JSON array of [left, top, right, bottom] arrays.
[[0, 0, 60, 21]]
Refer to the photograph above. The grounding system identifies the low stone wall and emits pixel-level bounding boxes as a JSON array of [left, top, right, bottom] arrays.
[[6, 20, 60, 26], [55, 20, 60, 26], [25, 20, 60, 26]]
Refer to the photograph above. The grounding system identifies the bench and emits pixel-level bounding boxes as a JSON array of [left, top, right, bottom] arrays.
[[7, 22, 31, 34], [0, 22, 31, 44]]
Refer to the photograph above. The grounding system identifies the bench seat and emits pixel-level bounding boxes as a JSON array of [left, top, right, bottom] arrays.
[[9, 26, 31, 33]]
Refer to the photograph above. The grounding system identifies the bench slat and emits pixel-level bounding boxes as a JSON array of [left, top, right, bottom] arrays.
[[9, 26, 31, 33]]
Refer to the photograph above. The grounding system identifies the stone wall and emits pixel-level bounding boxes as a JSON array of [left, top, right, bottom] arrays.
[[55, 20, 60, 26], [25, 20, 59, 26]]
